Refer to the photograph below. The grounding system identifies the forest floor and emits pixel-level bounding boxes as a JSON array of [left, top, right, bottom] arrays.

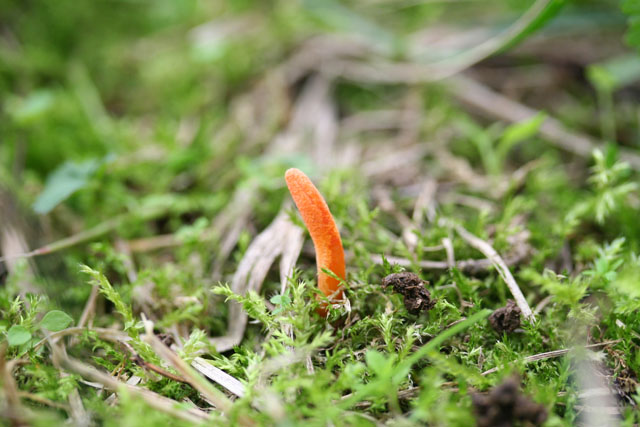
[[1, 1, 640, 425]]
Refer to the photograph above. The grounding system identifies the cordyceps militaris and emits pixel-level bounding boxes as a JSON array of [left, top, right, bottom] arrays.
[[285, 168, 346, 316]]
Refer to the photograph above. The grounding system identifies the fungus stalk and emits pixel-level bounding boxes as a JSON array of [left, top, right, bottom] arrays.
[[285, 168, 345, 314]]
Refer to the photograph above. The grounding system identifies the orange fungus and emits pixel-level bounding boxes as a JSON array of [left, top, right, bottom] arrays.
[[285, 168, 345, 310]]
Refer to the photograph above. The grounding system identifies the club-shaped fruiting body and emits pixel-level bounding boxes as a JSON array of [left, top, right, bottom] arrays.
[[285, 168, 345, 313]]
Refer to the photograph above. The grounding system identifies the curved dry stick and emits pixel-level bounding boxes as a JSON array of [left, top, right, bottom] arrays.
[[210, 212, 298, 352], [320, 0, 554, 84], [448, 75, 640, 170], [451, 223, 534, 321], [480, 340, 621, 376], [49, 343, 210, 424]]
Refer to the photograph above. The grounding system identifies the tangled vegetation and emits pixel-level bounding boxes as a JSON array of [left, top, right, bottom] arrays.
[[1, 1, 639, 425]]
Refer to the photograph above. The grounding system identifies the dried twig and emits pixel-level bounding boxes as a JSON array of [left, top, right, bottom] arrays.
[[0, 343, 30, 426], [442, 237, 455, 268], [373, 186, 417, 250], [48, 344, 92, 426], [322, 0, 555, 83], [143, 321, 234, 413], [127, 234, 180, 253], [288, 27, 640, 171], [0, 202, 178, 264], [0, 187, 39, 296], [191, 357, 246, 398], [448, 75, 640, 170], [370, 248, 530, 274], [33, 327, 130, 352], [412, 179, 437, 225], [49, 342, 211, 424], [362, 145, 429, 179], [69, 286, 101, 356], [104, 375, 142, 406], [0, 216, 124, 264], [210, 212, 296, 352], [480, 340, 621, 376], [278, 204, 304, 294], [17, 391, 70, 411], [210, 185, 257, 280], [119, 341, 188, 384], [288, 75, 338, 170], [449, 222, 534, 321], [115, 239, 138, 283], [77, 286, 99, 330], [340, 109, 408, 135], [64, 372, 91, 427]]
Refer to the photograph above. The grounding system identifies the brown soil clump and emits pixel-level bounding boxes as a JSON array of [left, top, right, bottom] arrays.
[[489, 300, 521, 334], [472, 375, 547, 427], [381, 272, 435, 314]]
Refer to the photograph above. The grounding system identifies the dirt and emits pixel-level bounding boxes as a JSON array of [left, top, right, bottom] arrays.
[[471, 374, 548, 427], [156, 333, 175, 347], [614, 366, 638, 406], [489, 300, 521, 334], [381, 272, 435, 315]]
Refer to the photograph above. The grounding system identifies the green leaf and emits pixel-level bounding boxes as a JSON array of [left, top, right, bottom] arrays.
[[302, 0, 397, 52], [365, 350, 388, 375], [587, 54, 640, 92], [457, 117, 499, 175], [5, 90, 56, 125], [270, 291, 292, 315], [622, 0, 640, 51], [499, 0, 567, 53], [40, 310, 73, 331], [500, 112, 546, 149], [496, 112, 546, 165], [7, 325, 32, 347], [33, 156, 107, 214]]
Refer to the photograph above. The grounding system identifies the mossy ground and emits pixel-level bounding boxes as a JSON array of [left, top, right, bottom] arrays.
[[1, 1, 639, 425]]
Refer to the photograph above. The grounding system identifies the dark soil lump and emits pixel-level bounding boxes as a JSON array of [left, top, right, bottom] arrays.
[[472, 374, 547, 427], [489, 299, 521, 334], [381, 272, 435, 314]]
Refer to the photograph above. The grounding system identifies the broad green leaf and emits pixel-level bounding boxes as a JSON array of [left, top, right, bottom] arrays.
[[7, 325, 31, 347], [40, 310, 73, 331], [33, 157, 103, 214], [5, 90, 56, 125]]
